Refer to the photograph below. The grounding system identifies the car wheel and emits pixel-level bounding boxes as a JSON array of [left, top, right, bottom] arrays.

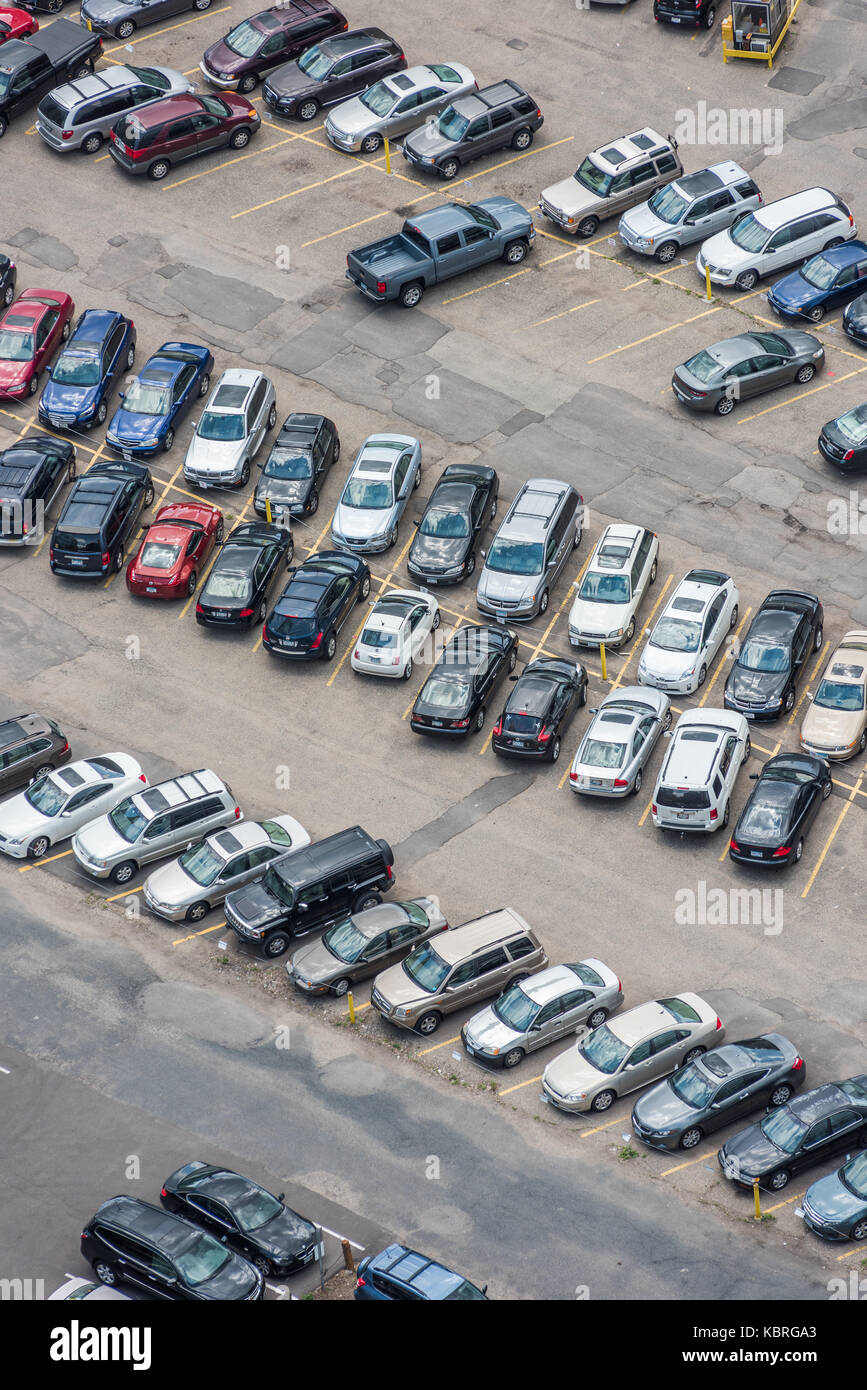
[[307, 489, 319, 516], [697, 663, 707, 687], [680, 1127, 703, 1150], [859, 730, 867, 755], [0, 116, 7, 139], [257, 599, 267, 623], [463, 552, 476, 579], [162, 428, 174, 452], [631, 768, 642, 796], [715, 394, 735, 415], [148, 159, 171, 181], [549, 736, 561, 764], [46, 0, 62, 9], [784, 688, 795, 713], [360, 574, 370, 600], [60, 320, 71, 341], [722, 801, 730, 829], [578, 680, 588, 707], [474, 707, 486, 733], [116, 20, 135, 38], [812, 624, 823, 652], [572, 522, 582, 549], [332, 438, 340, 464], [399, 281, 423, 308], [82, 132, 103, 155], [186, 570, 197, 597], [417, 1011, 442, 1036], [239, 461, 250, 487], [577, 215, 599, 238], [852, 1220, 867, 1241], [93, 1261, 118, 1286], [508, 647, 517, 672], [403, 658, 413, 682], [267, 404, 277, 430], [822, 777, 832, 800], [143, 483, 154, 506], [3, 284, 13, 306], [440, 158, 460, 180], [229, 127, 251, 150], [591, 1089, 616, 1113], [28, 836, 50, 860], [323, 632, 337, 661], [298, 100, 319, 122], [264, 932, 291, 958], [110, 861, 136, 885], [792, 837, 803, 863], [511, 127, 533, 152], [503, 239, 528, 265], [185, 901, 209, 923], [360, 132, 382, 153], [655, 241, 678, 264], [198, 373, 210, 398], [704, 2, 716, 25], [332, 977, 351, 997], [388, 525, 398, 547], [126, 344, 136, 369], [33, 764, 55, 779], [796, 363, 816, 384], [806, 304, 825, 323], [683, 1046, 705, 1064], [28, 374, 39, 397], [215, 519, 224, 544], [113, 549, 123, 573], [539, 589, 549, 615], [824, 238, 844, 251], [729, 603, 739, 630], [431, 609, 441, 630], [238, 74, 257, 94], [588, 1007, 608, 1029], [624, 617, 635, 643], [353, 891, 380, 913], [194, 0, 212, 8], [253, 1256, 272, 1276], [490, 496, 498, 521], [502, 1046, 525, 1068], [769, 1168, 790, 1192], [663, 709, 673, 731], [735, 269, 758, 291], [769, 1084, 792, 1107], [742, 736, 751, 763], [649, 558, 657, 583], [95, 400, 108, 425]]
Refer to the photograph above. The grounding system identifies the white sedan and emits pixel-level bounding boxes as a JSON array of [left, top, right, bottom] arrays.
[[0, 754, 147, 860], [351, 588, 440, 680]]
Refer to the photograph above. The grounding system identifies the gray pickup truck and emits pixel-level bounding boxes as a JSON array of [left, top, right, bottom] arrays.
[[345, 197, 536, 308]]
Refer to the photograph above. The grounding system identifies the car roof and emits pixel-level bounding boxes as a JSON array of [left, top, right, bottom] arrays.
[[95, 1196, 199, 1253], [351, 901, 413, 935], [521, 963, 588, 1006], [664, 721, 726, 783], [271, 826, 381, 884], [132, 92, 205, 127], [51, 65, 143, 107], [427, 480, 476, 511], [747, 607, 801, 642], [589, 706, 642, 742], [128, 770, 227, 818], [589, 523, 643, 571], [499, 478, 571, 537], [318, 26, 390, 56], [381, 64, 457, 96], [665, 570, 729, 615], [206, 822, 270, 856], [370, 1244, 471, 1297], [814, 239, 867, 267], [52, 758, 111, 792], [609, 1000, 677, 1044], [67, 308, 121, 346], [505, 671, 560, 716], [789, 1083, 860, 1122], [433, 908, 531, 964], [275, 412, 324, 446], [207, 369, 261, 412], [0, 713, 51, 748], [452, 78, 525, 116], [754, 187, 840, 230], [589, 127, 672, 171], [673, 161, 749, 198], [408, 203, 479, 237]]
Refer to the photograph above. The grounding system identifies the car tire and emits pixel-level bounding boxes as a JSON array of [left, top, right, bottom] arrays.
[[539, 589, 549, 615], [792, 837, 803, 863], [439, 158, 460, 180], [353, 891, 381, 913], [46, 0, 62, 9], [28, 836, 50, 859], [198, 373, 210, 397], [416, 1011, 442, 1037], [680, 1126, 703, 1150], [332, 437, 340, 464], [113, 549, 123, 573], [360, 132, 382, 153], [110, 861, 136, 885], [33, 764, 55, 779], [715, 394, 735, 415], [307, 489, 319, 515], [239, 461, 250, 487], [683, 1046, 705, 1064], [298, 100, 319, 122], [186, 570, 197, 596], [162, 428, 174, 453], [631, 768, 642, 796], [230, 127, 251, 150], [729, 604, 739, 630], [573, 522, 582, 549], [399, 281, 424, 308], [796, 364, 816, 385], [813, 624, 823, 651], [511, 127, 533, 151], [28, 374, 39, 397], [323, 632, 337, 661], [388, 525, 398, 548], [735, 269, 758, 291], [503, 239, 528, 265], [502, 1046, 525, 1068], [144, 482, 154, 506], [624, 617, 635, 643], [474, 706, 485, 733], [649, 558, 657, 583], [60, 321, 71, 342], [215, 519, 224, 544], [3, 284, 13, 305], [508, 647, 517, 672], [148, 159, 171, 181], [93, 1260, 119, 1286], [851, 1220, 867, 1241], [859, 730, 867, 755], [238, 74, 257, 94], [257, 598, 267, 623], [549, 736, 561, 763], [253, 1256, 272, 1276], [360, 574, 371, 600], [591, 1089, 616, 1113], [784, 688, 795, 713], [769, 1168, 790, 1192], [186, 901, 209, 923], [588, 1007, 608, 1029], [403, 658, 413, 682], [263, 931, 291, 958], [822, 777, 832, 800], [697, 663, 707, 687], [769, 1084, 792, 1107], [82, 132, 103, 155], [116, 19, 135, 36], [705, 3, 716, 25], [722, 801, 730, 829], [0, 116, 7, 139], [824, 238, 844, 251], [126, 344, 136, 369], [578, 680, 588, 707], [742, 736, 751, 763], [332, 977, 351, 997], [267, 405, 277, 430], [577, 215, 599, 238], [663, 709, 673, 731], [655, 241, 678, 264], [194, 0, 212, 8], [431, 609, 441, 630], [806, 304, 824, 323], [95, 400, 108, 425]]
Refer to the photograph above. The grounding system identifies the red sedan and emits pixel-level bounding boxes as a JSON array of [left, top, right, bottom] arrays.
[[126, 501, 224, 599], [0, 289, 74, 401], [0, 7, 38, 43]]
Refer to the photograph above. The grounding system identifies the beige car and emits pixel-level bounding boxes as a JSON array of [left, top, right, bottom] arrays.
[[369, 908, 547, 1036], [800, 631, 867, 761], [539, 128, 682, 239]]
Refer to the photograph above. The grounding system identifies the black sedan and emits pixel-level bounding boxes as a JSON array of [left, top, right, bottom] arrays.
[[802, 1150, 867, 1243], [160, 1161, 318, 1277], [718, 1076, 867, 1193], [253, 412, 339, 521], [632, 1034, 806, 1153], [491, 658, 587, 763], [195, 521, 292, 628], [672, 331, 824, 416], [407, 463, 498, 587], [729, 753, 831, 867], [0, 252, 15, 310], [262, 550, 370, 662], [818, 402, 867, 472], [843, 289, 867, 348], [411, 623, 518, 737], [724, 590, 824, 720]]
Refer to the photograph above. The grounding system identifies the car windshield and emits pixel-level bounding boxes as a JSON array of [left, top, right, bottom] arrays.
[[651, 617, 701, 652], [0, 331, 35, 362], [836, 405, 867, 444], [179, 840, 224, 887], [484, 539, 543, 576], [361, 627, 397, 649], [174, 1232, 230, 1287], [420, 507, 469, 538], [648, 184, 688, 224], [109, 799, 147, 843], [578, 572, 630, 604], [437, 106, 468, 141], [52, 353, 101, 386], [231, 1187, 283, 1233], [760, 1107, 807, 1154], [738, 640, 789, 672], [492, 982, 539, 1032], [578, 1024, 629, 1074], [800, 255, 837, 291], [124, 380, 170, 416], [127, 65, 170, 89], [224, 20, 265, 57], [342, 478, 392, 509], [419, 676, 469, 709], [360, 81, 396, 116], [670, 1064, 716, 1109], [298, 46, 332, 80], [812, 679, 865, 711], [580, 738, 626, 769], [205, 573, 251, 601], [197, 411, 244, 442], [23, 776, 66, 817], [324, 917, 370, 963], [684, 350, 722, 384], [402, 942, 449, 992], [842, 1152, 867, 1201], [140, 541, 181, 571], [574, 155, 610, 196], [264, 450, 312, 480], [262, 866, 294, 908], [730, 213, 769, 252]]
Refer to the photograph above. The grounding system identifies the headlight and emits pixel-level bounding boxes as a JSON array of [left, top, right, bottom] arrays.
[[423, 156, 436, 165], [442, 563, 464, 576], [656, 1129, 676, 1137], [4, 835, 24, 846], [400, 1007, 413, 1017], [607, 628, 624, 640], [566, 1092, 586, 1102], [682, 666, 696, 679], [218, 73, 233, 82]]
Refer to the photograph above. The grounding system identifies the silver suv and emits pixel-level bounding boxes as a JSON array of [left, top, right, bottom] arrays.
[[619, 162, 762, 264], [72, 770, 242, 885], [476, 478, 583, 621], [35, 65, 193, 156], [183, 370, 277, 490]]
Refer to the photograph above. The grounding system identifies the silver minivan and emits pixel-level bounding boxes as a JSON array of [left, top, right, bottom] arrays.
[[476, 478, 583, 621], [36, 65, 193, 156]]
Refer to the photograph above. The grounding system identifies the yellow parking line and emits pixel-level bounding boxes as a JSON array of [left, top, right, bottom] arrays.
[[580, 1115, 623, 1137], [801, 761, 865, 898], [232, 163, 362, 218], [163, 133, 302, 191], [326, 606, 371, 687], [450, 135, 574, 186], [526, 297, 601, 329], [442, 267, 532, 305], [660, 1153, 709, 1176], [172, 920, 226, 947], [345, 1000, 371, 1016], [609, 572, 672, 692], [736, 364, 867, 423], [418, 1034, 461, 1056], [498, 1073, 543, 1096], [19, 849, 73, 871], [178, 543, 222, 620], [104, 458, 179, 590], [587, 307, 722, 364], [699, 605, 751, 707], [836, 1246, 867, 1261], [764, 1190, 805, 1213], [788, 641, 828, 724], [104, 885, 142, 903], [104, 8, 230, 50], [302, 210, 390, 247], [528, 551, 594, 665]]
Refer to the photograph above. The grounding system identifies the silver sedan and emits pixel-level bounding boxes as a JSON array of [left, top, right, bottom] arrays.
[[568, 686, 671, 798], [324, 62, 476, 154], [0, 754, 146, 861]]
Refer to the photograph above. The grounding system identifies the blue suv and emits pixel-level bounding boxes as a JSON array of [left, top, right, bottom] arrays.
[[354, 1244, 488, 1300], [106, 342, 214, 458], [38, 309, 136, 432]]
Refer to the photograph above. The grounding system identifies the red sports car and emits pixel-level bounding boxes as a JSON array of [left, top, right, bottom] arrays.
[[126, 501, 224, 599], [0, 289, 74, 401], [0, 8, 38, 43]]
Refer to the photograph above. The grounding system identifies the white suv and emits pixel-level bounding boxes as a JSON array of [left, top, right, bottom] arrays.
[[183, 369, 277, 489], [568, 523, 658, 648], [652, 710, 750, 833], [638, 569, 739, 695], [696, 187, 856, 293]]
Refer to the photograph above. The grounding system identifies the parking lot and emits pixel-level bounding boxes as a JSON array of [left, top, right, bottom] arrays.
[[3, 0, 867, 1297]]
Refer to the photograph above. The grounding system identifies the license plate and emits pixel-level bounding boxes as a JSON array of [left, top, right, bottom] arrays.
[[69, 557, 84, 567], [426, 577, 437, 585], [512, 739, 526, 748], [214, 610, 229, 618], [432, 719, 443, 727], [495, 610, 508, 620], [590, 778, 605, 787], [751, 850, 763, 859], [676, 811, 690, 820], [465, 1044, 474, 1056], [671, 14, 681, 20], [146, 585, 157, 593], [367, 655, 380, 663], [122, 450, 132, 461], [744, 711, 754, 720]]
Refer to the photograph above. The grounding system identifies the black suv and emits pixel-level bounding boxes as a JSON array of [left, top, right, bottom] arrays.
[[225, 825, 395, 957], [81, 1196, 264, 1300], [0, 713, 70, 795], [254, 411, 340, 520], [50, 460, 153, 576], [654, 0, 718, 29], [403, 79, 542, 181], [0, 436, 75, 547], [262, 27, 406, 122], [262, 549, 370, 661]]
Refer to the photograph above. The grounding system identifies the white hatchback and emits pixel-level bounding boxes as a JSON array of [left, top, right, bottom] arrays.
[[0, 754, 147, 860], [638, 568, 739, 695], [351, 588, 440, 681], [652, 709, 750, 833]]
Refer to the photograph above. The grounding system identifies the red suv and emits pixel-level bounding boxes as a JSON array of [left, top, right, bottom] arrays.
[[201, 0, 348, 95], [108, 92, 261, 182]]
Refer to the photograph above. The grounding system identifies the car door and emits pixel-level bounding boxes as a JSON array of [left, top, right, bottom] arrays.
[[826, 1107, 865, 1160], [623, 160, 658, 213], [647, 1027, 693, 1081], [191, 109, 226, 155], [357, 926, 401, 976], [8, 65, 40, 119], [432, 230, 468, 284], [790, 617, 811, 688], [61, 781, 113, 833], [170, 363, 198, 426], [709, 1069, 769, 1132], [103, 321, 127, 390], [620, 1038, 656, 1095], [34, 309, 59, 371], [247, 378, 269, 456], [461, 113, 492, 161], [162, 114, 198, 164], [605, 167, 636, 218], [407, 603, 433, 659], [312, 429, 329, 487], [328, 573, 354, 631], [386, 89, 425, 138], [415, 84, 448, 125], [258, 27, 292, 75], [792, 1117, 832, 1176], [41, 449, 68, 513], [465, 945, 513, 1004], [528, 996, 571, 1052], [103, 1231, 163, 1294]]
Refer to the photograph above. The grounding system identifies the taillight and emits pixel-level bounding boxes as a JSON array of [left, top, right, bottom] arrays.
[[651, 803, 657, 815], [844, 449, 854, 461], [617, 979, 622, 993], [310, 630, 323, 651], [376, 281, 386, 294], [60, 742, 69, 754], [397, 52, 405, 61], [535, 108, 541, 118], [772, 845, 791, 857], [451, 717, 470, 728], [613, 778, 628, 788], [715, 1017, 723, 1030], [729, 838, 739, 853], [139, 774, 147, 783], [195, 602, 203, 614], [757, 192, 763, 203], [234, 806, 241, 820], [261, 622, 267, 638], [62, 129, 73, 141], [238, 607, 253, 618], [569, 771, 579, 782], [49, 547, 55, 562], [356, 1276, 365, 1287], [849, 215, 854, 226], [493, 717, 503, 736], [709, 808, 718, 821], [354, 649, 360, 659], [537, 725, 551, 743], [386, 865, 393, 881], [101, 551, 110, 568], [160, 1188, 167, 1198], [792, 1057, 803, 1072]]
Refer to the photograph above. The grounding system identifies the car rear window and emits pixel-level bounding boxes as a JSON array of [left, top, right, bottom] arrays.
[[660, 997, 702, 1024], [38, 95, 69, 127], [118, 118, 161, 150], [53, 529, 102, 553], [655, 787, 711, 809]]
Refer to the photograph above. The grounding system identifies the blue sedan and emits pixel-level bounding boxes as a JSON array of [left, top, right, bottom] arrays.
[[38, 309, 136, 433], [105, 342, 214, 459], [768, 240, 867, 325]]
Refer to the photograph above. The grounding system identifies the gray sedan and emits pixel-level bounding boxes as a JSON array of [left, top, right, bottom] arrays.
[[461, 960, 623, 1070], [672, 330, 824, 416], [569, 686, 671, 798], [324, 62, 475, 154], [287, 898, 448, 996]]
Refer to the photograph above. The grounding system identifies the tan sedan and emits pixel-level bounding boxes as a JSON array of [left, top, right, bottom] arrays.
[[800, 631, 867, 761]]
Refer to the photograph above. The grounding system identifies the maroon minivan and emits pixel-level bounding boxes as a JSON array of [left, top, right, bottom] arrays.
[[108, 92, 261, 181], [200, 0, 348, 94]]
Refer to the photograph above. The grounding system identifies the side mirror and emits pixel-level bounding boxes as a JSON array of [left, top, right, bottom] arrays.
[[277, 1192, 285, 1203], [480, 548, 486, 559], [118, 391, 125, 400], [663, 730, 673, 738], [508, 674, 519, 682], [589, 707, 599, 715], [298, 902, 309, 912], [191, 418, 199, 429], [805, 691, 813, 701], [749, 772, 760, 779]]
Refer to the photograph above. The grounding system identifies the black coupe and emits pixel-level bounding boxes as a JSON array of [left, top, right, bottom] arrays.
[[719, 1077, 867, 1193], [729, 753, 831, 867]]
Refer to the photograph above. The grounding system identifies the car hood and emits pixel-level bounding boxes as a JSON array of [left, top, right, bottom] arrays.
[[198, 1252, 259, 1301], [569, 596, 629, 631], [265, 62, 317, 99], [844, 292, 867, 328], [255, 476, 309, 508], [73, 816, 133, 860], [290, 937, 345, 982], [41, 381, 100, 414], [108, 408, 163, 444], [540, 174, 596, 218], [727, 665, 788, 705], [409, 532, 467, 569], [632, 1081, 696, 1132], [251, 1207, 315, 1258], [700, 228, 749, 269], [185, 434, 246, 474], [144, 857, 199, 906], [463, 1004, 521, 1052], [372, 960, 427, 1009], [719, 1123, 784, 1178], [403, 123, 454, 158], [0, 797, 53, 840], [543, 1045, 604, 1096], [477, 568, 536, 605], [768, 268, 816, 307], [620, 202, 673, 241], [804, 1171, 866, 1223], [0, 360, 33, 389], [641, 643, 698, 679], [203, 39, 249, 76], [801, 702, 864, 749], [327, 96, 378, 136], [227, 880, 284, 928], [82, 0, 136, 18], [333, 501, 394, 541]]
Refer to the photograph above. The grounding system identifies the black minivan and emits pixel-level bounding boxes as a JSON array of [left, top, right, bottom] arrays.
[[0, 437, 75, 547], [50, 459, 153, 576], [224, 825, 395, 957]]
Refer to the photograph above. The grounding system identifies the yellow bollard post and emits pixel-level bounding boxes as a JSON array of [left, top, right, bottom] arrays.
[[265, 497, 272, 525], [705, 264, 712, 302], [384, 137, 391, 174], [753, 1178, 762, 1221], [600, 643, 607, 682], [347, 991, 356, 1024]]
